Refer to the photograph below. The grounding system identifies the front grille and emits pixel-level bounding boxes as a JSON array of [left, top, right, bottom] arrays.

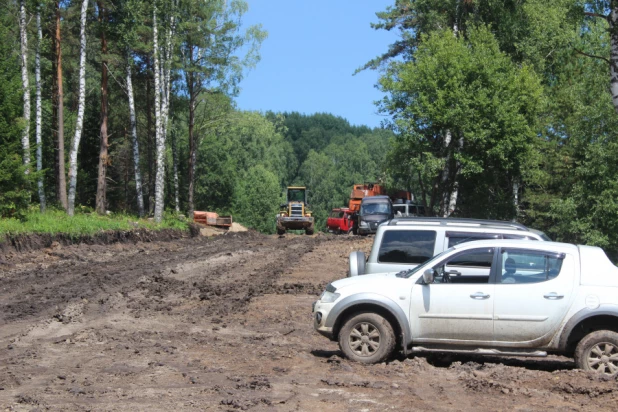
[[290, 204, 303, 217]]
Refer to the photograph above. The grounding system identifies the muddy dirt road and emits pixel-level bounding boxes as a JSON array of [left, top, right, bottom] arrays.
[[1, 232, 617, 411]]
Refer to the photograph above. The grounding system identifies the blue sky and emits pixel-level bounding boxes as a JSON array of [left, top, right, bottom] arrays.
[[235, 0, 399, 128]]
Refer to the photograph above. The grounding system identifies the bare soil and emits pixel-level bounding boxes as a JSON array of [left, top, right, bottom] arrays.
[[1, 232, 617, 411]]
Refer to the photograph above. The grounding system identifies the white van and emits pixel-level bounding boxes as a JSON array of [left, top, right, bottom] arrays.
[[349, 217, 550, 276]]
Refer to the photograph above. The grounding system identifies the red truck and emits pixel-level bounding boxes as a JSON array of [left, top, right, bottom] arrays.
[[326, 208, 355, 234]]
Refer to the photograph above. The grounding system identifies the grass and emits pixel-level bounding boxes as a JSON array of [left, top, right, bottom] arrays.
[[0, 208, 189, 238]]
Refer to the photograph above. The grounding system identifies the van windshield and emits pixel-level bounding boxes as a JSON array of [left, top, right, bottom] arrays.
[[361, 202, 391, 215]]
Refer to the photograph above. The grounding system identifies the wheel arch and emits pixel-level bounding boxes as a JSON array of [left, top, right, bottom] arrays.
[[559, 305, 618, 355], [325, 294, 411, 352]]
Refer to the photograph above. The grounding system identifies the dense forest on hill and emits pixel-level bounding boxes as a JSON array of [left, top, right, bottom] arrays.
[[4, 0, 618, 254]]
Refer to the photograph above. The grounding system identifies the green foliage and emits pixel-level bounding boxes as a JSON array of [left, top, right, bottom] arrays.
[[0, 13, 32, 220], [232, 165, 280, 234], [194, 110, 290, 213], [0, 208, 187, 238], [379, 25, 543, 216]]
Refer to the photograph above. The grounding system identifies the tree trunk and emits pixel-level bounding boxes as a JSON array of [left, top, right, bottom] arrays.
[[67, 0, 89, 216], [126, 56, 145, 217], [187, 46, 196, 219], [19, 0, 31, 171], [54, 1, 67, 209], [610, 5, 618, 114], [146, 57, 154, 214], [95, 1, 109, 214], [158, 9, 175, 213], [35, 8, 45, 211], [440, 130, 452, 217], [153, 3, 165, 223], [446, 135, 463, 217], [172, 129, 180, 212]]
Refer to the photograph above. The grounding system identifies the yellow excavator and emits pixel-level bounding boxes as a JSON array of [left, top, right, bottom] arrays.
[[276, 186, 315, 235]]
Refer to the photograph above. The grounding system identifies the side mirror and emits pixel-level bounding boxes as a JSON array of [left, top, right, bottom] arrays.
[[423, 268, 434, 284], [348, 251, 366, 277]]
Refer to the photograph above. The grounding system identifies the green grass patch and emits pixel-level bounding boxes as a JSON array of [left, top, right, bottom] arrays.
[[0, 208, 188, 238]]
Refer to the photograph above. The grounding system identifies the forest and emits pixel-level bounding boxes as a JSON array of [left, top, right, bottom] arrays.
[[2, 0, 618, 255]]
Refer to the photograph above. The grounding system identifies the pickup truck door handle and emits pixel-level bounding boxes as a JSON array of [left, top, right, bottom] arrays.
[[543, 292, 564, 300], [470, 292, 490, 300]]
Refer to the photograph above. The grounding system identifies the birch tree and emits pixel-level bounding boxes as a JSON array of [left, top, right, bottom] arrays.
[[19, 0, 30, 171], [35, 6, 45, 211], [126, 57, 145, 217], [152, 1, 165, 222], [67, 0, 90, 216]]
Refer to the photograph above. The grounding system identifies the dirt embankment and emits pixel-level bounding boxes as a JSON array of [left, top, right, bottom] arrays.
[[1, 227, 194, 259], [1, 232, 617, 411]]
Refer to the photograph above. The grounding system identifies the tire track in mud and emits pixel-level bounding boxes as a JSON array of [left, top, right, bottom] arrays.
[[0, 232, 325, 325]]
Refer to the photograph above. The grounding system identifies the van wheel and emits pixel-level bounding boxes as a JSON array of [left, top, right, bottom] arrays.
[[574, 330, 618, 375], [338, 313, 395, 364]]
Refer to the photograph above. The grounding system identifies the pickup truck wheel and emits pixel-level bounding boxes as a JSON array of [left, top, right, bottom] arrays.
[[338, 313, 395, 364], [574, 330, 618, 375]]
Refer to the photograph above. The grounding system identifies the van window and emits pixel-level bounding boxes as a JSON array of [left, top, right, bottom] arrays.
[[378, 230, 437, 264], [393, 205, 406, 216], [447, 232, 500, 247]]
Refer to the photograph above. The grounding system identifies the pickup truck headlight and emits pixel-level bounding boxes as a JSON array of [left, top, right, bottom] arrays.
[[320, 291, 340, 303], [359, 221, 368, 228], [320, 283, 340, 303]]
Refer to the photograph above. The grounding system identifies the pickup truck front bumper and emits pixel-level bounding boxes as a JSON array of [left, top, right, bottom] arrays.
[[312, 300, 335, 340]]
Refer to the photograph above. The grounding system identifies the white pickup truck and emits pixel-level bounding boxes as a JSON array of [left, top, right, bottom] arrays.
[[313, 239, 618, 374]]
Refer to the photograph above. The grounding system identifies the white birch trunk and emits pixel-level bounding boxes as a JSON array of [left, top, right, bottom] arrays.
[[441, 130, 452, 217], [446, 136, 464, 217], [19, 0, 31, 171], [126, 58, 145, 217], [610, 7, 618, 114], [159, 10, 175, 171], [153, 3, 165, 223], [67, 0, 89, 216], [172, 130, 180, 212], [35, 8, 45, 211]]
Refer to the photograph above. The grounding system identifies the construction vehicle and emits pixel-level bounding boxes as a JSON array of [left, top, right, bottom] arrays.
[[276, 186, 315, 235], [345, 183, 415, 235], [348, 183, 387, 212]]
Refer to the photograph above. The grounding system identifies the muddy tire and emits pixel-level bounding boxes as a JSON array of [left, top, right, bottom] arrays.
[[276, 227, 286, 235], [338, 313, 396, 364], [305, 224, 314, 235], [574, 330, 618, 375]]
